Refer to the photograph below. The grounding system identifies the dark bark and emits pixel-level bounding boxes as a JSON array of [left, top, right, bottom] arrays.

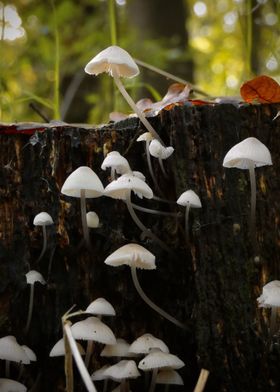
[[0, 102, 280, 392]]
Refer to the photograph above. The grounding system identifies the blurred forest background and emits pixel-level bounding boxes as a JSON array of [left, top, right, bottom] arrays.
[[0, 0, 279, 124]]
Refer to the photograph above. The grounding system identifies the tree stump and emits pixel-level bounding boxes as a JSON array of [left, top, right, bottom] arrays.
[[0, 102, 280, 391]]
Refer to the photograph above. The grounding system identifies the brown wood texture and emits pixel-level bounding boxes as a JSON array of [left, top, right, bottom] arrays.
[[0, 103, 280, 391]]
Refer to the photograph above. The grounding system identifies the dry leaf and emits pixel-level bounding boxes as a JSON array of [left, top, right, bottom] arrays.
[[240, 75, 280, 103]]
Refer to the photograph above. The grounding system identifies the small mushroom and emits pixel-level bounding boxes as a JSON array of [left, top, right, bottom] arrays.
[[223, 137, 272, 243], [103, 360, 140, 392], [49, 338, 85, 357], [0, 336, 30, 377], [156, 369, 184, 391], [101, 151, 131, 181], [61, 166, 104, 248], [33, 211, 54, 264], [176, 190, 202, 243], [257, 280, 280, 337], [101, 338, 135, 360], [0, 378, 27, 392], [148, 139, 174, 178], [129, 333, 169, 355], [24, 270, 46, 335], [86, 211, 100, 229], [84, 45, 164, 145], [105, 243, 186, 329]]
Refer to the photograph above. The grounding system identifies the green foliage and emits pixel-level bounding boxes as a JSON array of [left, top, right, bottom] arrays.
[[0, 0, 279, 123]]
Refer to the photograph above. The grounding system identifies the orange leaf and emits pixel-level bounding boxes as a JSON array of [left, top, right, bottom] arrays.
[[240, 75, 280, 103]]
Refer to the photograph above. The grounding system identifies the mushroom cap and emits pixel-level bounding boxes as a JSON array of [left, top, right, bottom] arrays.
[[71, 316, 116, 345], [49, 338, 85, 357], [0, 336, 30, 364], [86, 211, 100, 228], [149, 139, 174, 160], [257, 280, 280, 308], [33, 212, 54, 226], [104, 173, 153, 200], [103, 360, 141, 381], [0, 379, 27, 392], [25, 270, 47, 284], [25, 270, 46, 285], [129, 333, 169, 354], [137, 132, 154, 142], [104, 243, 156, 270], [176, 190, 202, 208], [91, 365, 110, 381], [138, 350, 185, 371], [101, 338, 134, 358], [85, 45, 139, 78], [132, 171, 146, 182], [85, 297, 116, 316], [21, 345, 36, 362], [223, 137, 272, 169], [101, 151, 131, 175], [61, 166, 104, 198], [156, 369, 184, 385]]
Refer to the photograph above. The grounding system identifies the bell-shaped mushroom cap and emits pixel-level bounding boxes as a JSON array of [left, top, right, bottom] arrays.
[[132, 171, 146, 182], [104, 243, 156, 270], [104, 173, 153, 200], [101, 338, 134, 358], [257, 280, 280, 308], [25, 270, 46, 285], [129, 333, 169, 354], [0, 379, 27, 392], [101, 151, 131, 175], [21, 345, 36, 362], [71, 316, 116, 345], [103, 360, 141, 381], [86, 211, 100, 229], [61, 166, 104, 198], [137, 132, 154, 142], [156, 369, 184, 385], [0, 336, 30, 364], [149, 139, 174, 160], [85, 297, 116, 316], [138, 350, 185, 371], [223, 137, 272, 169], [85, 45, 139, 78], [177, 190, 202, 208], [49, 338, 85, 357], [91, 365, 110, 381], [33, 212, 54, 226]]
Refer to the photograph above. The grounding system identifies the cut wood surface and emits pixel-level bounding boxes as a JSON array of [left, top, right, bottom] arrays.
[[0, 102, 280, 391]]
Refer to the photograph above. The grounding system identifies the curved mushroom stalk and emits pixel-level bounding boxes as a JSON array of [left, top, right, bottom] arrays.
[[80, 189, 91, 249], [270, 307, 278, 338], [149, 368, 158, 392], [24, 283, 35, 335], [131, 266, 186, 330], [36, 225, 47, 263], [112, 73, 164, 145], [248, 161, 256, 245], [184, 204, 191, 244]]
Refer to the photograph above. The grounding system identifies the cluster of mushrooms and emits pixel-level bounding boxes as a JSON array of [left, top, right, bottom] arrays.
[[1, 45, 280, 392]]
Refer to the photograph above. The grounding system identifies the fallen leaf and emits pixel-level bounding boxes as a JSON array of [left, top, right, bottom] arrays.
[[240, 75, 280, 103]]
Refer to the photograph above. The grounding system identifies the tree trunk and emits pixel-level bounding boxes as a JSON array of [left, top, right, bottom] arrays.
[[0, 102, 280, 391]]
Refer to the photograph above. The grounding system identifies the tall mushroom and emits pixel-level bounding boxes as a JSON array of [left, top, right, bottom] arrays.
[[176, 190, 202, 243], [33, 211, 54, 264], [105, 243, 186, 329], [223, 137, 272, 243], [24, 270, 46, 334], [61, 166, 104, 248], [84, 45, 164, 145]]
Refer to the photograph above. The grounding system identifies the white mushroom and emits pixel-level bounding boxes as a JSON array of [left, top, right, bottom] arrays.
[[84, 45, 164, 145], [177, 190, 202, 243], [49, 338, 85, 357], [129, 333, 169, 355], [149, 139, 174, 178], [257, 280, 280, 336], [103, 360, 140, 392], [33, 211, 54, 263], [0, 336, 30, 377], [223, 137, 272, 241], [24, 270, 46, 335], [61, 166, 104, 248], [86, 211, 100, 229], [101, 151, 131, 180], [105, 243, 186, 329], [0, 378, 27, 392]]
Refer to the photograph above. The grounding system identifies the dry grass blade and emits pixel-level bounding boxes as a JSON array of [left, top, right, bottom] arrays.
[[193, 369, 210, 392]]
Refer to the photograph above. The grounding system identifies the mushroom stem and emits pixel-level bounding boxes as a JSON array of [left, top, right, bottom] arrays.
[[145, 140, 164, 197], [149, 368, 158, 392], [113, 74, 165, 145], [270, 307, 278, 337], [85, 340, 94, 368], [24, 283, 35, 334], [131, 266, 187, 329], [120, 379, 126, 392], [125, 193, 171, 253], [80, 189, 91, 248], [185, 204, 191, 243], [5, 360, 10, 378], [248, 161, 256, 245], [158, 157, 168, 179], [102, 379, 108, 392], [152, 196, 177, 205], [36, 225, 47, 263], [131, 203, 178, 217], [110, 167, 116, 181], [63, 321, 97, 392]]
